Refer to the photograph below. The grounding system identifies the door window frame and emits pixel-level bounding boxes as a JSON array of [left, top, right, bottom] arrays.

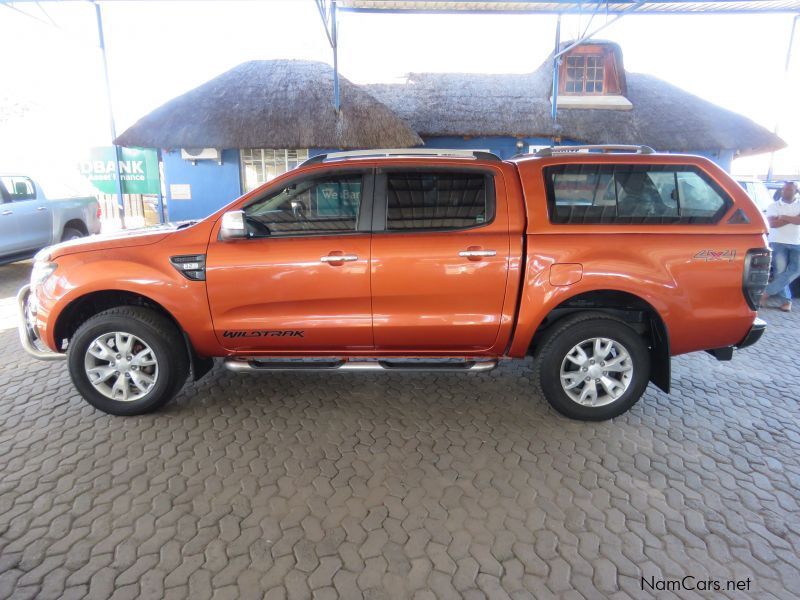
[[0, 176, 36, 202], [371, 166, 497, 234], [236, 167, 375, 239]]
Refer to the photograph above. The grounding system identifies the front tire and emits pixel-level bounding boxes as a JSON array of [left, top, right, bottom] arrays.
[[67, 306, 189, 415], [533, 312, 651, 421]]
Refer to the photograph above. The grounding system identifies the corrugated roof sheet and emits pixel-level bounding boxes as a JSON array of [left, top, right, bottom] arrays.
[[339, 1, 800, 14]]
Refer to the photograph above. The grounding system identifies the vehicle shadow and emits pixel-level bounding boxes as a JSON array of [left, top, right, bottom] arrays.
[[165, 357, 608, 436]]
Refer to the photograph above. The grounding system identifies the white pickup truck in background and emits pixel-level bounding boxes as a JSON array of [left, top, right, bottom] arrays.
[[1, 174, 101, 265]]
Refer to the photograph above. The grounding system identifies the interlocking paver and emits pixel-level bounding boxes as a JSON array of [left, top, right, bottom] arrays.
[[0, 260, 799, 599]]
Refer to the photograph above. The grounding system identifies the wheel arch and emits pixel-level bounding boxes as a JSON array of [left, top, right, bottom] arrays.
[[62, 219, 89, 237], [54, 289, 213, 381], [526, 289, 670, 393]]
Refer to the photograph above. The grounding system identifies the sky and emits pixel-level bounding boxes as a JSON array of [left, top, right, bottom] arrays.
[[0, 0, 798, 196]]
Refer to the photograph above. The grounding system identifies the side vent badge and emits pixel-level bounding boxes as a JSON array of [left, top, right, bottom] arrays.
[[170, 255, 206, 281]]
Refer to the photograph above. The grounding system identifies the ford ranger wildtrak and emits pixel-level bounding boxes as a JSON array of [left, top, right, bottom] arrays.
[[17, 146, 769, 421]]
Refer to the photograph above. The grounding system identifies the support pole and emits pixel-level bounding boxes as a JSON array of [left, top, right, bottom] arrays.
[[332, 0, 340, 112], [767, 14, 798, 181], [551, 14, 561, 125], [94, 0, 125, 228]]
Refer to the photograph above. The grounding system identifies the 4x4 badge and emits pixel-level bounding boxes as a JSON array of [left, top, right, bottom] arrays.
[[693, 249, 736, 262]]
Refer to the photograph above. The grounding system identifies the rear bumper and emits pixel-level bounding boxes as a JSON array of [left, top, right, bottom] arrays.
[[736, 317, 766, 349], [17, 285, 66, 361], [706, 317, 766, 361]]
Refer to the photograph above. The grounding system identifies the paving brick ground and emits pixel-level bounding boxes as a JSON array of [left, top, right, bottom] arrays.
[[1, 260, 798, 599]]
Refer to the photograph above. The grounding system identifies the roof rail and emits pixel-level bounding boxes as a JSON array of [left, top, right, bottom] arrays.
[[300, 148, 501, 166], [534, 144, 655, 157]]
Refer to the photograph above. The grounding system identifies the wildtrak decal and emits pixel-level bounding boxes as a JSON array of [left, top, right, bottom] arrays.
[[222, 330, 305, 338]]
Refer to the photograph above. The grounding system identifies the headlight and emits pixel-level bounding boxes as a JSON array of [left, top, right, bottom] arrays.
[[30, 261, 57, 288]]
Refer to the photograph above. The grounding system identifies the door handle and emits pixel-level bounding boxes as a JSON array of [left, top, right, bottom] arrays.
[[37, 206, 48, 211], [1, 210, 12, 216], [320, 254, 358, 263], [458, 249, 496, 258]]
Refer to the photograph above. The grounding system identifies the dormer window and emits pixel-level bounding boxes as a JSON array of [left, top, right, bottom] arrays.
[[555, 43, 632, 110], [565, 55, 604, 94]]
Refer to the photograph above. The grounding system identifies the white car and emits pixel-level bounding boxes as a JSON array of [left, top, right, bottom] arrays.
[[734, 178, 774, 213]]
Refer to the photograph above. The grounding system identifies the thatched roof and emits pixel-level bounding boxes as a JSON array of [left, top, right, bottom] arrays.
[[366, 44, 784, 156], [115, 60, 422, 149]]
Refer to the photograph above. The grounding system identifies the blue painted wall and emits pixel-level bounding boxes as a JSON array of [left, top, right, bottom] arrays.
[[163, 149, 242, 221], [162, 148, 339, 221]]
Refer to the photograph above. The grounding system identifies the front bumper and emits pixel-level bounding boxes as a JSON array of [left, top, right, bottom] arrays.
[[17, 285, 66, 361], [736, 317, 767, 349]]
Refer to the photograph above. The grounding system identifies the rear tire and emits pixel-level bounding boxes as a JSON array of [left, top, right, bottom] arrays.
[[533, 312, 651, 421], [61, 227, 84, 242], [67, 306, 189, 415]]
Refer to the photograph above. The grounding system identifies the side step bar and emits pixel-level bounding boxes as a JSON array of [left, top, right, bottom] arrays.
[[224, 358, 498, 373]]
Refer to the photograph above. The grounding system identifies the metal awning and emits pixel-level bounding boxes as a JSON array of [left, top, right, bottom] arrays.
[[338, 1, 800, 14]]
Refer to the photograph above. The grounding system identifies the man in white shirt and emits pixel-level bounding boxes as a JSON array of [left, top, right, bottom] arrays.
[[762, 181, 800, 311]]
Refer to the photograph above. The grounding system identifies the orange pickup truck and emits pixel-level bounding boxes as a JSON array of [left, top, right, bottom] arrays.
[[18, 146, 769, 420]]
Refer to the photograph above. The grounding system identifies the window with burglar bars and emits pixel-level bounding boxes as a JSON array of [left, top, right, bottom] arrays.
[[564, 55, 605, 94], [240, 149, 309, 192]]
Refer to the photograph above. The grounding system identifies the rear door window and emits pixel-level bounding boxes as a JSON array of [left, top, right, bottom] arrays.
[[546, 164, 731, 224], [382, 171, 493, 231]]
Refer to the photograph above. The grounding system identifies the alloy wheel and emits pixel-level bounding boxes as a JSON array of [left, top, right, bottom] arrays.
[[559, 337, 634, 407], [83, 331, 159, 402]]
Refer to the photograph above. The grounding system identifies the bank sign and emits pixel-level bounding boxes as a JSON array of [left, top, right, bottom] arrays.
[[79, 147, 160, 195]]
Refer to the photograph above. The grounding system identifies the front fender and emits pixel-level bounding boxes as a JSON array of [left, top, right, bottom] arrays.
[[36, 250, 219, 356]]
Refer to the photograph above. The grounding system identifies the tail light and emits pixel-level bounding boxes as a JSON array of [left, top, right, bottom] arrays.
[[742, 248, 771, 310], [96, 205, 102, 219]]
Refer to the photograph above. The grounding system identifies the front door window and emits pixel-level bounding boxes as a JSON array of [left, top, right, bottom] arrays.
[[243, 174, 362, 236]]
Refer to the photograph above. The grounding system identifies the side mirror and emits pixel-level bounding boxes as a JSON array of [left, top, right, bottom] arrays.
[[219, 210, 247, 241]]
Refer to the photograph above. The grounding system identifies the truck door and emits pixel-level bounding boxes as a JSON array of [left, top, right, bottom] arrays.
[[206, 169, 374, 352], [0, 176, 51, 253], [370, 168, 510, 351], [0, 182, 20, 253]]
